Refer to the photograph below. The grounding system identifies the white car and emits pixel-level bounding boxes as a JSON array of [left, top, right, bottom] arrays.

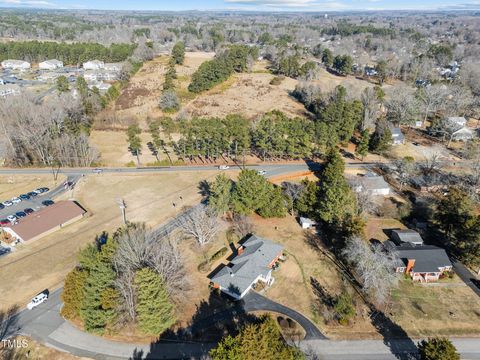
[[3, 201, 13, 207], [27, 293, 48, 310], [7, 215, 17, 223], [257, 170, 267, 176], [11, 197, 21, 204], [218, 165, 230, 170]]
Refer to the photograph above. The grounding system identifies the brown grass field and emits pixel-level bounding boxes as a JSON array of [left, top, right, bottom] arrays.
[[0, 174, 66, 201]]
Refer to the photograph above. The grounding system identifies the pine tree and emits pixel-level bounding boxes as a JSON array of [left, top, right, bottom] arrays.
[[210, 315, 304, 360], [127, 124, 142, 165], [317, 150, 356, 225], [295, 179, 319, 218], [134, 268, 175, 335], [171, 41, 185, 65], [369, 118, 392, 154], [258, 185, 287, 218], [61, 268, 88, 320], [231, 169, 271, 215], [356, 129, 370, 160], [209, 174, 233, 215], [418, 337, 460, 360]]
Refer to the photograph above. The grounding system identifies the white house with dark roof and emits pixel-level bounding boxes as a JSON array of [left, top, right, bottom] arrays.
[[209, 234, 284, 300], [83, 60, 105, 70]]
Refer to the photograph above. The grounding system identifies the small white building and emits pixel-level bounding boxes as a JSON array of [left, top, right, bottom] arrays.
[[451, 127, 475, 142], [1, 60, 31, 70], [83, 60, 105, 70], [88, 81, 111, 91], [83, 71, 98, 82], [390, 126, 405, 145], [299, 217, 317, 229], [39, 59, 64, 70]]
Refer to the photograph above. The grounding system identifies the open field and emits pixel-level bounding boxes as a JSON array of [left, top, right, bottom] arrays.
[[0, 170, 232, 310], [0, 174, 66, 201]]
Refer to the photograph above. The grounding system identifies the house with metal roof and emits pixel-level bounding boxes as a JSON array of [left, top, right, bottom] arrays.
[[391, 244, 452, 282], [350, 172, 390, 196], [209, 234, 284, 300]]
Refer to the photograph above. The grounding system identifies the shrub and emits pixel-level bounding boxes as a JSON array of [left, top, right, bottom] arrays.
[[269, 75, 285, 85], [159, 89, 180, 112]]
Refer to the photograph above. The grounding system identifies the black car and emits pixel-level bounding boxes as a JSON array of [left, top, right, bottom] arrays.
[[15, 211, 27, 218], [27, 191, 38, 197], [19, 194, 30, 200], [0, 203, 4, 210], [42, 200, 54, 206], [40, 187, 50, 193], [24, 208, 34, 214]]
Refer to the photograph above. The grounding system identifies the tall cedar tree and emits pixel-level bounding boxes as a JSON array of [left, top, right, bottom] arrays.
[[134, 268, 175, 335], [127, 124, 142, 165], [356, 129, 370, 160], [209, 174, 233, 215], [61, 268, 88, 320], [171, 41, 185, 65], [435, 188, 480, 266], [369, 118, 392, 154], [418, 337, 460, 360], [295, 179, 319, 218], [316, 149, 356, 225], [209, 315, 304, 360], [79, 240, 118, 334]]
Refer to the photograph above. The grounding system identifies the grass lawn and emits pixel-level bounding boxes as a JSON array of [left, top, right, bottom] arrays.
[[0, 174, 66, 201], [2, 336, 90, 360], [391, 279, 480, 337]]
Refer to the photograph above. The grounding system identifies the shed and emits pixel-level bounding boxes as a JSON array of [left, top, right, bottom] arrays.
[[299, 217, 317, 229], [391, 229, 424, 246]]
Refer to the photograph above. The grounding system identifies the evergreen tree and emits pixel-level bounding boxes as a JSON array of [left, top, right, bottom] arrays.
[[322, 48, 333, 67], [369, 118, 392, 154], [375, 59, 388, 85], [258, 185, 287, 218], [333, 292, 355, 325], [171, 41, 185, 65], [61, 268, 88, 320], [418, 338, 460, 360], [295, 179, 319, 218], [316, 150, 356, 225], [356, 129, 370, 160], [210, 315, 304, 360], [231, 169, 271, 215], [209, 174, 233, 215], [127, 124, 142, 165], [134, 268, 175, 335], [56, 75, 69, 92]]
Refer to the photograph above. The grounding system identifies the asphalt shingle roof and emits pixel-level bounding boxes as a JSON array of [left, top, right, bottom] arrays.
[[392, 229, 424, 245], [209, 234, 283, 297], [393, 245, 452, 273]]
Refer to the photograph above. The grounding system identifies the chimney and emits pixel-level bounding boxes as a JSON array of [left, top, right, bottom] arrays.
[[237, 245, 244, 255], [406, 258, 415, 273]]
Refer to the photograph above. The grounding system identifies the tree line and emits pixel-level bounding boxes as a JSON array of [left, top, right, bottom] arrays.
[[0, 41, 136, 65], [188, 44, 258, 93]]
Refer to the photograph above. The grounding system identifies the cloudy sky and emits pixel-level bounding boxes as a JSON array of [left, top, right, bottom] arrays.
[[0, 0, 479, 11]]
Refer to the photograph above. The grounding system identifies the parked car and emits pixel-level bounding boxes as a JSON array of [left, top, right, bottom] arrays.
[[24, 208, 34, 214], [15, 211, 27, 218], [7, 215, 17, 223], [34, 187, 49, 194], [0, 246, 10, 256], [257, 170, 267, 176], [93, 168, 103, 174], [218, 165, 230, 170], [0, 203, 4, 210], [0, 219, 10, 226], [27, 292, 48, 310], [42, 200, 54, 207], [19, 194, 30, 200], [27, 191, 38, 197], [11, 197, 21, 204], [3, 201, 13, 207]]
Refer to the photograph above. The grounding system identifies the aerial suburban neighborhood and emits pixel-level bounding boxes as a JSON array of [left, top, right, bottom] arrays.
[[0, 2, 479, 360]]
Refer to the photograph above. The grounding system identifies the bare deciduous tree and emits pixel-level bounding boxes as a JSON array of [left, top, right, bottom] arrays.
[[361, 87, 379, 131], [178, 205, 220, 248], [232, 213, 254, 238], [343, 236, 399, 307], [416, 84, 447, 126]]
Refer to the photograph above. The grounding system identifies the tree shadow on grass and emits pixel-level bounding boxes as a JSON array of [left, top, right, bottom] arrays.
[[129, 290, 261, 360]]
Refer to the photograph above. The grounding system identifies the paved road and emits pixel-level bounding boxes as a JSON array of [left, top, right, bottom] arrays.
[[0, 174, 80, 223], [452, 259, 480, 297]]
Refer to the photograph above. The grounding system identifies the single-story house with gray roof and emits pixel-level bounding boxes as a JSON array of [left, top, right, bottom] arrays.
[[209, 234, 284, 300], [391, 229, 424, 246], [392, 244, 452, 282]]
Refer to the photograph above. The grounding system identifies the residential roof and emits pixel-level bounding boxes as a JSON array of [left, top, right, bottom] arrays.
[[40, 59, 63, 66], [393, 245, 452, 273], [362, 172, 390, 191], [392, 229, 424, 245], [6, 201, 86, 242], [210, 234, 283, 297], [447, 117, 467, 127], [299, 217, 316, 225]]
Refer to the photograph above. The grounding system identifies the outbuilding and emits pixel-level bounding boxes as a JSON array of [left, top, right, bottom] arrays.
[[39, 59, 64, 70]]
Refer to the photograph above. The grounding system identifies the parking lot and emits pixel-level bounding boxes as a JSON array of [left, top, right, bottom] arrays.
[[0, 175, 78, 224]]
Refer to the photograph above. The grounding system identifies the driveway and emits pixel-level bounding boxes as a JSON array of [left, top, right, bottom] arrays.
[[452, 259, 480, 297]]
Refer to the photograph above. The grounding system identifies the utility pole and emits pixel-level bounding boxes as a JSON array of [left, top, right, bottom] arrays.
[[117, 199, 127, 225]]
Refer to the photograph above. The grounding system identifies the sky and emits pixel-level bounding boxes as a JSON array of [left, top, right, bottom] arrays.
[[0, 0, 479, 11]]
